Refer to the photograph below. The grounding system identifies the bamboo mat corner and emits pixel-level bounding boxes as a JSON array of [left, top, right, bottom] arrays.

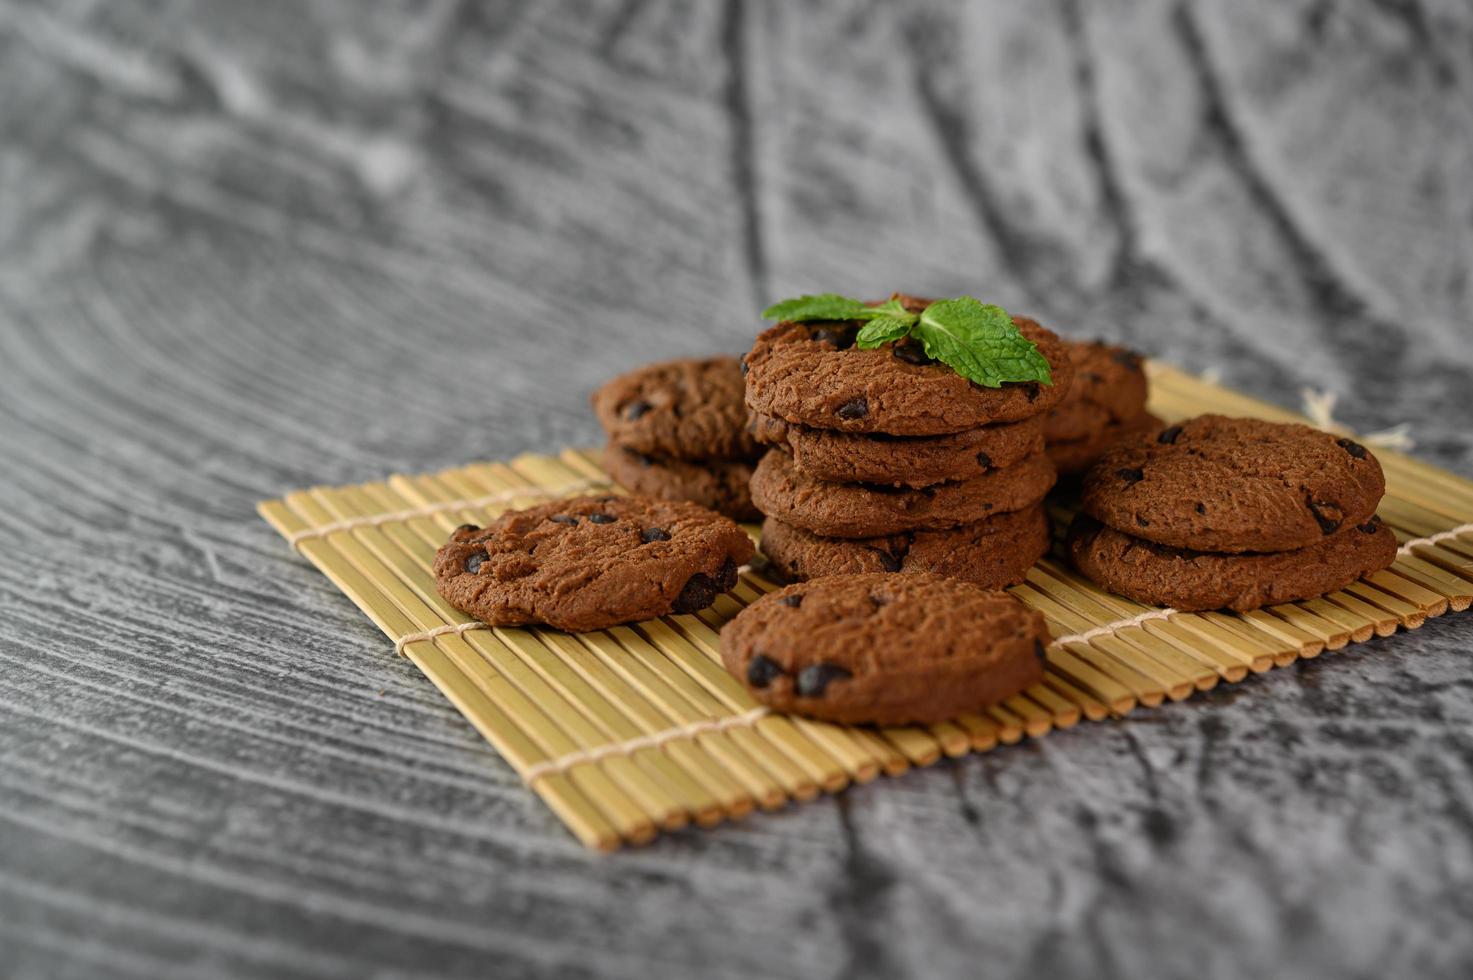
[[257, 362, 1473, 851]]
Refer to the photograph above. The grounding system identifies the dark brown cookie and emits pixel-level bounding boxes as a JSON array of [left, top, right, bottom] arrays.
[[749, 449, 1057, 538], [759, 504, 1050, 590], [1066, 514, 1397, 612], [601, 444, 760, 522], [1042, 340, 1151, 443], [743, 295, 1076, 436], [1047, 412, 1163, 478], [720, 572, 1049, 725], [592, 356, 759, 460], [1080, 415, 1386, 553], [748, 411, 1044, 488], [433, 495, 755, 632]]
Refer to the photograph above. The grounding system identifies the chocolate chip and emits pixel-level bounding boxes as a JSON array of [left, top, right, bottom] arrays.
[[624, 400, 651, 421], [779, 593, 803, 608], [975, 451, 993, 469], [1117, 467, 1144, 486], [1024, 383, 1041, 402], [588, 513, 616, 524], [1112, 349, 1143, 370], [740, 359, 749, 375], [747, 654, 783, 689], [891, 341, 932, 365], [1195, 502, 1206, 514], [671, 571, 718, 613], [836, 397, 868, 420], [1358, 521, 1379, 533], [1307, 500, 1343, 535], [641, 527, 671, 543], [1337, 437, 1368, 460], [876, 550, 903, 572], [795, 663, 852, 698], [463, 550, 487, 574], [811, 326, 854, 349], [1034, 639, 1048, 663], [1158, 425, 1183, 444], [548, 514, 578, 526], [1136, 515, 1151, 527], [455, 523, 481, 533], [717, 557, 740, 589]]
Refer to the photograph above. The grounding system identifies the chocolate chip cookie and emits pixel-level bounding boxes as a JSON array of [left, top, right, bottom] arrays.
[[1042, 340, 1150, 444], [749, 449, 1057, 538], [748, 411, 1044, 488], [1067, 514, 1397, 612], [1047, 412, 1163, 478], [743, 295, 1076, 435], [759, 504, 1050, 590], [601, 444, 760, 522], [434, 495, 755, 632], [720, 572, 1049, 725], [1080, 415, 1386, 553], [592, 356, 759, 460]]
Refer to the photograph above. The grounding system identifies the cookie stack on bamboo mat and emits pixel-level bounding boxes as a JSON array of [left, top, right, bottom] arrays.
[[743, 294, 1075, 589], [1043, 339, 1161, 478], [1067, 415, 1399, 611], [592, 357, 763, 521]]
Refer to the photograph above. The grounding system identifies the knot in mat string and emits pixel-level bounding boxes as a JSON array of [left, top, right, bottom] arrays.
[[285, 478, 614, 549], [1398, 522, 1473, 557], [1299, 388, 1415, 452]]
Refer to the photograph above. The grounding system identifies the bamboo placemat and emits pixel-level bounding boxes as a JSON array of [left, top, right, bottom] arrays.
[[258, 363, 1473, 850]]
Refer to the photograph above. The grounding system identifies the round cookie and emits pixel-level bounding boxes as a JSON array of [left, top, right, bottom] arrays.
[[1042, 340, 1151, 444], [749, 411, 1044, 488], [759, 504, 1050, 590], [433, 495, 755, 633], [1047, 412, 1163, 478], [743, 295, 1076, 436], [602, 444, 760, 522], [720, 572, 1049, 725], [749, 449, 1057, 538], [592, 356, 759, 460], [1066, 514, 1397, 612], [1080, 414, 1386, 553]]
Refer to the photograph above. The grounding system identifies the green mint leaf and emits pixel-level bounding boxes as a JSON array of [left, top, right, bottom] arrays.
[[854, 316, 914, 348], [761, 293, 871, 322], [913, 298, 1053, 388]]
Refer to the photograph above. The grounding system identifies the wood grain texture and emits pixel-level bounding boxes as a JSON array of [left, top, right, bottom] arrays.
[[1, 0, 1471, 977]]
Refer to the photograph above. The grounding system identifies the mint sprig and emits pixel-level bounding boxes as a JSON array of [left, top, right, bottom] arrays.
[[760, 293, 1053, 388]]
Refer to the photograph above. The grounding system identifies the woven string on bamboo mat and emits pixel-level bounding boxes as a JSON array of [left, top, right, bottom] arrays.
[[258, 363, 1473, 851]]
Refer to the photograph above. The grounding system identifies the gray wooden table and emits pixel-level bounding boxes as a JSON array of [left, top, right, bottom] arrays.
[[3, 2, 1472, 978]]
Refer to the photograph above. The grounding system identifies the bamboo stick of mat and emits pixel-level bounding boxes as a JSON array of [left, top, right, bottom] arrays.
[[259, 361, 1473, 849]]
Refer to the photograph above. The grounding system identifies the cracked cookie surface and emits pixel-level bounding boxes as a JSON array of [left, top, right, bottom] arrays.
[[433, 495, 754, 632], [1079, 414, 1386, 553], [592, 356, 759, 460]]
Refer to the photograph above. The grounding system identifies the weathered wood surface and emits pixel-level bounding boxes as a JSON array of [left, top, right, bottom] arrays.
[[2, 0, 1471, 977]]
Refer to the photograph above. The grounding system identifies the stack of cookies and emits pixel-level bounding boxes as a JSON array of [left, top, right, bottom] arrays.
[[1044, 339, 1161, 478], [1067, 415, 1398, 611], [592, 357, 762, 521], [743, 295, 1076, 590]]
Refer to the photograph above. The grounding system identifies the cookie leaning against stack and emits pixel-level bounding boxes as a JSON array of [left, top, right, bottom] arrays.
[[1043, 340, 1161, 478], [744, 293, 1072, 590], [592, 357, 762, 521], [1066, 415, 1398, 611]]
